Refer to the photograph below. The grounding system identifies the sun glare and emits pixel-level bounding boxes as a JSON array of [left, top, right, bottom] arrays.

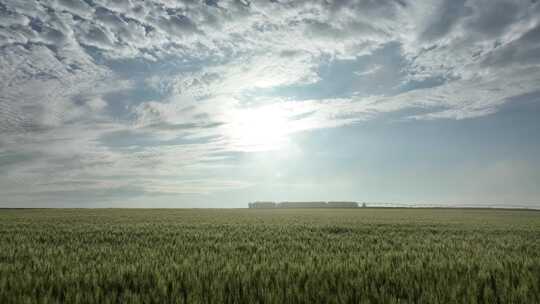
[[226, 106, 291, 152]]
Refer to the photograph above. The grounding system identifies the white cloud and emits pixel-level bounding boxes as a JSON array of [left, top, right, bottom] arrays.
[[354, 65, 382, 77], [1, 0, 540, 203]]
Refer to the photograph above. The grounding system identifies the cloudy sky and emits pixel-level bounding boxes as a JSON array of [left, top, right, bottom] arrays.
[[1, 0, 539, 208]]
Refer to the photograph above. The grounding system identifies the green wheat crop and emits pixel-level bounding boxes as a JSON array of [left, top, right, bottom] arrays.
[[1, 208, 539, 303]]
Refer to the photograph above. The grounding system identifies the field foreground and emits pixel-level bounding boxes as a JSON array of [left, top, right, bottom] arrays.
[[1, 208, 539, 303]]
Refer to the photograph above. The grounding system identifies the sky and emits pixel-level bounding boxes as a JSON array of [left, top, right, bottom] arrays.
[[1, 0, 539, 208]]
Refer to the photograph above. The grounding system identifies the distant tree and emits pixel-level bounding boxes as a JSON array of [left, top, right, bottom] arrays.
[[362, 202, 367, 208]]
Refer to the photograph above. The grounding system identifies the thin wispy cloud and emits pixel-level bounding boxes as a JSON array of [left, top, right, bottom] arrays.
[[1, 0, 539, 206]]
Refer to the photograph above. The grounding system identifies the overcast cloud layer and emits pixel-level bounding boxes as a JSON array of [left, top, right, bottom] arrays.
[[1, 0, 540, 207]]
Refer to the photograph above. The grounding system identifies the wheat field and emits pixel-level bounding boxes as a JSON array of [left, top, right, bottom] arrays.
[[1, 208, 539, 303]]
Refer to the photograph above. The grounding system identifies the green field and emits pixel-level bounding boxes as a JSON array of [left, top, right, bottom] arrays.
[[1, 208, 539, 303]]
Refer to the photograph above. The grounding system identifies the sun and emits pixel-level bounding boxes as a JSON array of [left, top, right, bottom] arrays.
[[225, 105, 291, 152]]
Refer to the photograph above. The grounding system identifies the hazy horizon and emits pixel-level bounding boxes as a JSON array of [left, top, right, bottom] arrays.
[[1, 0, 540, 208]]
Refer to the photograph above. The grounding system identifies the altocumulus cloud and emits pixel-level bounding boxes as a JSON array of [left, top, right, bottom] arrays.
[[0, 0, 539, 205]]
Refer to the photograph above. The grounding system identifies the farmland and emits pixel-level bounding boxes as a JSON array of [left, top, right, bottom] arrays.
[[1, 208, 539, 303]]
